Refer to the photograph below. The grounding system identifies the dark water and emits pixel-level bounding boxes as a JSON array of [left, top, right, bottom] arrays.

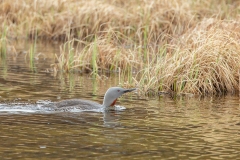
[[0, 42, 240, 159]]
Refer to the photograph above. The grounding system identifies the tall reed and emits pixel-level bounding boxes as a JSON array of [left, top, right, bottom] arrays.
[[91, 36, 98, 76]]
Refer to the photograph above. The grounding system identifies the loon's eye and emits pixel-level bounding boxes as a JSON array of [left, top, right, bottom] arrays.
[[117, 90, 120, 92]]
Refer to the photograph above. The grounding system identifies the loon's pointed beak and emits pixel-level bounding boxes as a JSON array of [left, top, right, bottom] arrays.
[[123, 88, 137, 93]]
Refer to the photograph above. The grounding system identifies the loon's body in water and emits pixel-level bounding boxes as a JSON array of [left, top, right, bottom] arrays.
[[42, 87, 136, 111]]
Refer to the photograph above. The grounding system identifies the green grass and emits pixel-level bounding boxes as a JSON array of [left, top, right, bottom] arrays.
[[91, 36, 98, 76], [0, 22, 8, 58]]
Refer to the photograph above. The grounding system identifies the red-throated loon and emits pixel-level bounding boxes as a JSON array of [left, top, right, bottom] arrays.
[[42, 87, 136, 111]]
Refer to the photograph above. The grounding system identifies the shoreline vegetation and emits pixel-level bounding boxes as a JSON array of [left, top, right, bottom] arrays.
[[1, 0, 240, 95]]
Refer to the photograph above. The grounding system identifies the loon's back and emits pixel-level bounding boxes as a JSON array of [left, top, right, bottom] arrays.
[[42, 99, 102, 111]]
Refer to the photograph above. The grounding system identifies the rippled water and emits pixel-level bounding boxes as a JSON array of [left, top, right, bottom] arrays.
[[0, 42, 240, 159]]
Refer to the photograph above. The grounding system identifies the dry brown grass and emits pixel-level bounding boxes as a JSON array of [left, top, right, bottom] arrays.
[[1, 0, 240, 95], [136, 19, 240, 95], [1, 0, 239, 42]]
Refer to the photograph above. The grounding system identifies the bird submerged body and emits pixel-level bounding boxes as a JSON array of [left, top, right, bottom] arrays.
[[42, 87, 136, 111], [42, 99, 102, 111]]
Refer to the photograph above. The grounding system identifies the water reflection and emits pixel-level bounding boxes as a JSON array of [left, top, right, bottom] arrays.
[[103, 110, 123, 128]]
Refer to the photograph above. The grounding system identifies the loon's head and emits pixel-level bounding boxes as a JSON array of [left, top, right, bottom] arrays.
[[102, 87, 136, 108]]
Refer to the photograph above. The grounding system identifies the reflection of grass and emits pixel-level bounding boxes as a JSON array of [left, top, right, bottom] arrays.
[[28, 33, 37, 72], [1, 0, 240, 95], [68, 72, 75, 92], [0, 57, 8, 79]]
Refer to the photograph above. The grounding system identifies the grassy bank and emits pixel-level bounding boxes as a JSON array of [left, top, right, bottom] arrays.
[[1, 0, 240, 95]]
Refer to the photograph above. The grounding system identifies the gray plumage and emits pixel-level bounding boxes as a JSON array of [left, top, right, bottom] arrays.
[[41, 87, 136, 111]]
